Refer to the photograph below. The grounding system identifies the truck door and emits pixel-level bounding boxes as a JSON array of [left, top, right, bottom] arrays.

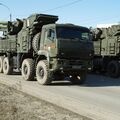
[[43, 29, 57, 57]]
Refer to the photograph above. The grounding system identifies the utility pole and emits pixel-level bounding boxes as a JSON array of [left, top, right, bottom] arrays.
[[0, 3, 12, 21]]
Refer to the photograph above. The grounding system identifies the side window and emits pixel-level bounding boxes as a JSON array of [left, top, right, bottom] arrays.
[[47, 29, 55, 41], [81, 33, 89, 41]]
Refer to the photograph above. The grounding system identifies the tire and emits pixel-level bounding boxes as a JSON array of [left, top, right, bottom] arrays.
[[21, 59, 35, 81], [0, 56, 4, 73], [107, 61, 120, 78], [32, 33, 41, 53], [3, 57, 12, 75], [36, 60, 52, 85], [70, 71, 86, 85]]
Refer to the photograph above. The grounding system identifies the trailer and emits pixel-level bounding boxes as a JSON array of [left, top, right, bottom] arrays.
[[92, 24, 120, 77]]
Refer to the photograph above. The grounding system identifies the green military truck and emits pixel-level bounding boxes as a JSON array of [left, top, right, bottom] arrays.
[[0, 14, 93, 85], [92, 24, 120, 78]]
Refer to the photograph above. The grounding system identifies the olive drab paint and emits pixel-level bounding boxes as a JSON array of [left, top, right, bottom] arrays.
[[92, 24, 120, 78], [0, 13, 93, 85]]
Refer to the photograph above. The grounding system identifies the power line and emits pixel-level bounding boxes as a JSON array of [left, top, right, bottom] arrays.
[[0, 3, 12, 21], [0, 3, 10, 11], [11, 0, 83, 19], [42, 0, 83, 12]]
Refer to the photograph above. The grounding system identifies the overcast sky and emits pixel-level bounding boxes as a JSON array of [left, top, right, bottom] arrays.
[[0, 0, 120, 27]]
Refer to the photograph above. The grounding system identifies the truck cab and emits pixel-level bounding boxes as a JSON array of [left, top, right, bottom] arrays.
[[35, 23, 93, 84]]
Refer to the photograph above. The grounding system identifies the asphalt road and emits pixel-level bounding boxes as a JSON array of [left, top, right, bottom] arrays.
[[0, 73, 120, 120]]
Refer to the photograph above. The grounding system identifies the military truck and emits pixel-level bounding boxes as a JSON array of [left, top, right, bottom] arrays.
[[0, 13, 93, 85], [92, 24, 120, 78]]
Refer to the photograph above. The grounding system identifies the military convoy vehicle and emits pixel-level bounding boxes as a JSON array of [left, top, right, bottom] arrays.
[[0, 13, 93, 85], [92, 24, 120, 78]]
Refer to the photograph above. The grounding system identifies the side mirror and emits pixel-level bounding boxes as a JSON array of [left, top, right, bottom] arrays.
[[90, 33, 93, 41], [3, 31, 7, 36], [8, 21, 12, 32], [47, 30, 51, 38]]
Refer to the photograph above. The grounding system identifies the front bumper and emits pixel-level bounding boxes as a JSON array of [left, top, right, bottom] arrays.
[[50, 58, 89, 72]]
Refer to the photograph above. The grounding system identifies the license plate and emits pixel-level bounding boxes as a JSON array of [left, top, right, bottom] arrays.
[[72, 66, 81, 69]]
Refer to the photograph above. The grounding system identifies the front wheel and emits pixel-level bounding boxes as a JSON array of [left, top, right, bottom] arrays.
[[36, 60, 52, 85], [70, 71, 86, 85]]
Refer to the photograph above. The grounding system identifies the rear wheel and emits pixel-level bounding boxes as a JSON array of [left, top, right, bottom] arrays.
[[70, 71, 86, 85], [107, 61, 120, 78], [36, 60, 52, 85], [0, 56, 4, 73], [21, 59, 35, 81], [3, 57, 12, 75]]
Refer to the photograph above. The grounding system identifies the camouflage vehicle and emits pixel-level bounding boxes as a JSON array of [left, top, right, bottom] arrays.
[[92, 24, 120, 78], [0, 14, 93, 85]]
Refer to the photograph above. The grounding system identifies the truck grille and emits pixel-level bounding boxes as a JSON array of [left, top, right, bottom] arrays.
[[69, 60, 83, 65]]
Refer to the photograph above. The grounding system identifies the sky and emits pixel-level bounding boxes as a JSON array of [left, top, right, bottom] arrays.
[[0, 0, 120, 27]]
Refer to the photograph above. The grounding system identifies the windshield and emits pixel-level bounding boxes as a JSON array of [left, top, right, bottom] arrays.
[[56, 27, 90, 41]]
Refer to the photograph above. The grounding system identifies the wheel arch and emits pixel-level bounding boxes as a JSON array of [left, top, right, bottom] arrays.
[[20, 54, 33, 67], [36, 55, 47, 66], [36, 50, 50, 65]]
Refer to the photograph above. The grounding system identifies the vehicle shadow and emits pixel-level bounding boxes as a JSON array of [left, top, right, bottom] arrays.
[[84, 73, 120, 87], [12, 72, 21, 75], [50, 73, 120, 87], [7, 72, 120, 87]]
